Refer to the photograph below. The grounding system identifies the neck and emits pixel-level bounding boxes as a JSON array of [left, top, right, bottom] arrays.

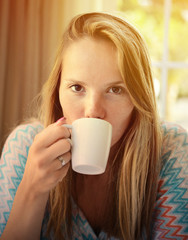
[[71, 139, 124, 238], [72, 140, 123, 200]]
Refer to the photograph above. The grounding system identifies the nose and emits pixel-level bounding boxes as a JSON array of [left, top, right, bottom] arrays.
[[84, 93, 106, 119]]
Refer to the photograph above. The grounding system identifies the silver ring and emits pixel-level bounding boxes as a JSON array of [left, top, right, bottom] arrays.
[[58, 155, 66, 166]]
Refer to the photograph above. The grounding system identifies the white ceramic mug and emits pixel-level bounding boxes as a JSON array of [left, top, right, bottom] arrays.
[[64, 118, 112, 175]]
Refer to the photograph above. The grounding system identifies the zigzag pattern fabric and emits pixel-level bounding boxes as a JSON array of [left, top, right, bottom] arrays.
[[0, 122, 43, 235], [152, 124, 188, 239], [0, 122, 187, 239]]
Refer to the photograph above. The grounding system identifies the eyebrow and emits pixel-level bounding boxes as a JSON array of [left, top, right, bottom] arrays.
[[62, 78, 125, 87], [107, 80, 125, 86]]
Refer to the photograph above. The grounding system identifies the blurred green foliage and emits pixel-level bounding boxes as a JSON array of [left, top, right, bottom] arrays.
[[117, 0, 188, 98]]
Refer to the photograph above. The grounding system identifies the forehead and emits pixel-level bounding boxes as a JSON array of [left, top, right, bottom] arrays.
[[62, 37, 117, 68], [62, 36, 116, 57], [61, 37, 123, 85]]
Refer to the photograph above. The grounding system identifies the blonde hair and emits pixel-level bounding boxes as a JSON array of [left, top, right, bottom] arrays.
[[39, 12, 162, 239]]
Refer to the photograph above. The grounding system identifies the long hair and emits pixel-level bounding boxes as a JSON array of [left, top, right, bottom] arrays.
[[39, 12, 162, 239]]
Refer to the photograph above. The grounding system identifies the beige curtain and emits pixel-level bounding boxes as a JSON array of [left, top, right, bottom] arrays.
[[0, 0, 68, 151], [0, 0, 116, 152]]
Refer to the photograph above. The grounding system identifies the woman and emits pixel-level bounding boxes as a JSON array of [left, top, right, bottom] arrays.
[[0, 12, 187, 240]]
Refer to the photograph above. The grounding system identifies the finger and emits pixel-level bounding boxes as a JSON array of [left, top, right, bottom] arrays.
[[45, 138, 72, 162], [34, 121, 70, 148], [49, 162, 71, 185], [41, 162, 71, 190], [52, 151, 71, 170]]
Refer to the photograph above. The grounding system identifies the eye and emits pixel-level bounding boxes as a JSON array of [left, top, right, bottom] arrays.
[[109, 86, 123, 94], [70, 84, 84, 92]]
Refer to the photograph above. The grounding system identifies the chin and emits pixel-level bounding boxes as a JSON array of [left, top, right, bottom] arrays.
[[110, 138, 120, 148], [111, 133, 126, 148]]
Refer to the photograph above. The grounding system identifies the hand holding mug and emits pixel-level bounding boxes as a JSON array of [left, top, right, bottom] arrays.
[[21, 118, 71, 196]]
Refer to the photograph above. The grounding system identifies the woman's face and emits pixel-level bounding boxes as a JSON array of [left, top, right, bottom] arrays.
[[59, 37, 134, 146]]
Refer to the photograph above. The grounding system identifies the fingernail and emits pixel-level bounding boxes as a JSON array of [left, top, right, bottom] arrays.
[[56, 117, 66, 123]]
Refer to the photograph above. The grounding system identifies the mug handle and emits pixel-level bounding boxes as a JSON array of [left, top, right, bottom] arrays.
[[63, 124, 72, 129], [63, 124, 73, 146]]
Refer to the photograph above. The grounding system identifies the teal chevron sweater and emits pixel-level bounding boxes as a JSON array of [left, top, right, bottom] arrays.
[[0, 122, 187, 239]]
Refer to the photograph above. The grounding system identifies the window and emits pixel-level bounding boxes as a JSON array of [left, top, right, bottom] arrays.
[[117, 0, 188, 130]]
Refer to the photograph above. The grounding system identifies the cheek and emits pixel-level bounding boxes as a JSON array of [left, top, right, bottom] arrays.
[[59, 95, 82, 123], [59, 94, 71, 117], [110, 105, 134, 146], [111, 125, 126, 147]]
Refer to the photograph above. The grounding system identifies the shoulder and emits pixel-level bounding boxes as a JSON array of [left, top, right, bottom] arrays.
[[159, 121, 188, 186], [161, 121, 187, 137], [3, 121, 43, 150], [8, 121, 43, 140], [160, 121, 188, 168], [1, 121, 44, 164], [152, 122, 188, 238]]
